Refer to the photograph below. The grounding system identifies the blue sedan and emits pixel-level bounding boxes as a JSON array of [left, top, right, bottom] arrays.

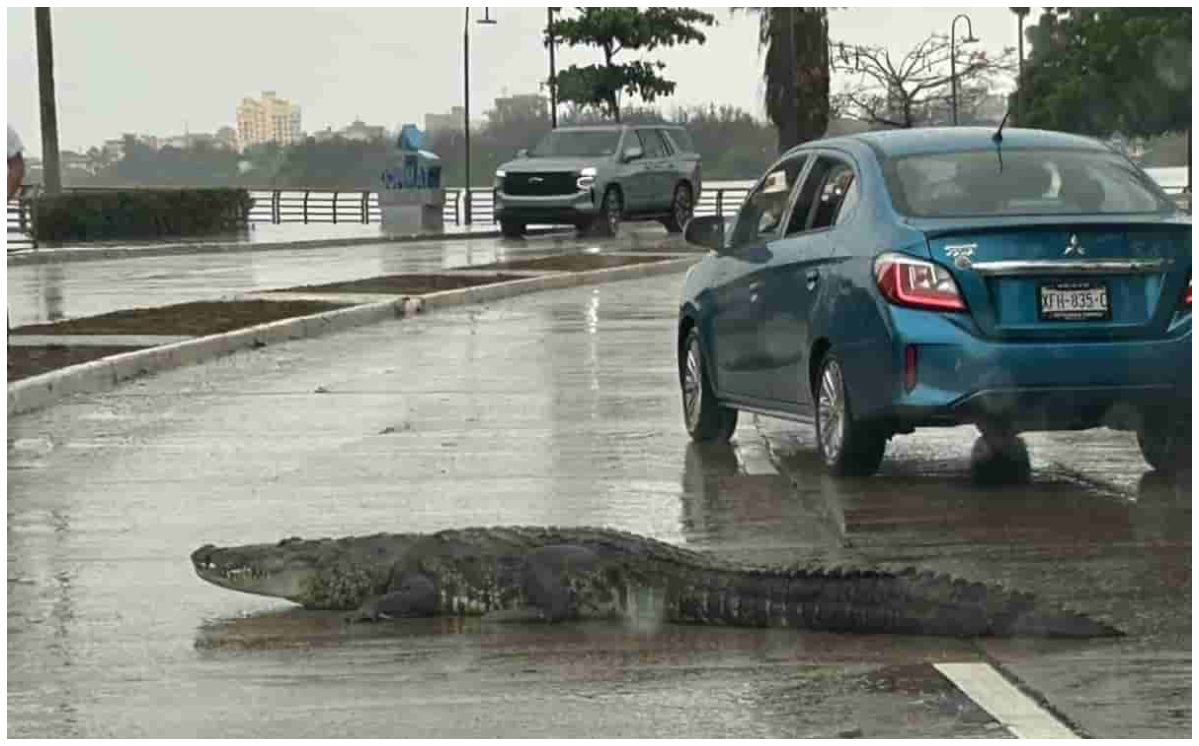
[[679, 127, 1191, 477]]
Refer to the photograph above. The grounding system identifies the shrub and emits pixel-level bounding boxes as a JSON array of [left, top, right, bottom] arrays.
[[33, 188, 254, 242]]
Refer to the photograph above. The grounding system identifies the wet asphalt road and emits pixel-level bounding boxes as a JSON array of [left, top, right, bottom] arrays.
[[7, 239, 1191, 737]]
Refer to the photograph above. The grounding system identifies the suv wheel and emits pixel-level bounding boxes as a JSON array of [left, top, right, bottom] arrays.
[[681, 329, 737, 442], [585, 186, 622, 238], [1138, 415, 1191, 474], [814, 353, 886, 477], [500, 220, 525, 239], [663, 183, 693, 233]]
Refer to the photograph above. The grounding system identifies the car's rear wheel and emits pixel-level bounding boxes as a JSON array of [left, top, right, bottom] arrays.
[[500, 219, 526, 238], [1137, 415, 1191, 474], [814, 353, 887, 477], [663, 183, 693, 233], [681, 329, 737, 442], [584, 186, 622, 238]]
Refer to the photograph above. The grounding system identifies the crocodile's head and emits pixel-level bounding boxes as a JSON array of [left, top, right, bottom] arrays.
[[192, 534, 418, 610]]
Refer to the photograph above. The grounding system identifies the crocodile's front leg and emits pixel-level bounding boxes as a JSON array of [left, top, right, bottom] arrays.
[[345, 570, 437, 622]]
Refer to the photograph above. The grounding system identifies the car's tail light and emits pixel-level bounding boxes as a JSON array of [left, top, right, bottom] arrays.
[[1184, 278, 1191, 309], [874, 252, 967, 312]]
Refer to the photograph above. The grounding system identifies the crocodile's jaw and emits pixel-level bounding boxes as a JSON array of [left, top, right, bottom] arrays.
[[192, 542, 317, 603]]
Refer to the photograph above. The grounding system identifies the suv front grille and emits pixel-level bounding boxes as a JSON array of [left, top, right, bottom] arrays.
[[503, 172, 578, 196]]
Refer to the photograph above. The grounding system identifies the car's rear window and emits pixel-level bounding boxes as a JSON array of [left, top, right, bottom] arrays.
[[530, 130, 621, 158], [884, 148, 1172, 217]]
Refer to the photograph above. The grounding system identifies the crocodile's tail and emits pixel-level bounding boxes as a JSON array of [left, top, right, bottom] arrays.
[[663, 567, 1122, 638]]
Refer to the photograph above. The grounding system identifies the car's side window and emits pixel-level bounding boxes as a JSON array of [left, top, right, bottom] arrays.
[[785, 156, 857, 236], [651, 129, 674, 156], [729, 155, 808, 249], [636, 129, 667, 159]]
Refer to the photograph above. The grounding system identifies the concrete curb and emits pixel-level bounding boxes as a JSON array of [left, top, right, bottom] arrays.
[[7, 226, 568, 267], [7, 256, 698, 416]]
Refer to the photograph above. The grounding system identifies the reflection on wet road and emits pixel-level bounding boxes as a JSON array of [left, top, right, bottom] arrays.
[[7, 268, 1190, 737]]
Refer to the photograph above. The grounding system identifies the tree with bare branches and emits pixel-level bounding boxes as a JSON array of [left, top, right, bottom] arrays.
[[830, 33, 1015, 129]]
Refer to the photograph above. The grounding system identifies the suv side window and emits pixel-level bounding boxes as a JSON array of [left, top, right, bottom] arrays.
[[635, 129, 668, 159], [651, 129, 674, 156], [785, 155, 857, 235], [730, 155, 808, 249], [663, 128, 694, 153]]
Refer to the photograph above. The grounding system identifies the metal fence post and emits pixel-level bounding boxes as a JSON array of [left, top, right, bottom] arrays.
[[716, 189, 723, 218], [361, 191, 370, 224], [331, 191, 338, 225], [303, 191, 310, 225], [272, 191, 280, 224]]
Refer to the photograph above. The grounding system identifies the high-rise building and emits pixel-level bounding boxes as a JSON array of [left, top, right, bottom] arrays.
[[236, 91, 302, 150]]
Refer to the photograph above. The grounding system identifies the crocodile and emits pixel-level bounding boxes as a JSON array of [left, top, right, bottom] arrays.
[[191, 525, 1120, 637]]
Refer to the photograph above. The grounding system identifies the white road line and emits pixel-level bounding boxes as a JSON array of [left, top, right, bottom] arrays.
[[935, 662, 1079, 739]]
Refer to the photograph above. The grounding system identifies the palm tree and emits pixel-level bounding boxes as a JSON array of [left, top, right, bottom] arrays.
[[743, 8, 830, 153]]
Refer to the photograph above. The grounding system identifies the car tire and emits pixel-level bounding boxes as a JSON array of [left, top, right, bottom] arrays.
[[586, 186, 622, 238], [500, 220, 526, 239], [970, 432, 1031, 484], [681, 328, 738, 442], [814, 353, 886, 477], [663, 183, 693, 234], [1137, 416, 1191, 474]]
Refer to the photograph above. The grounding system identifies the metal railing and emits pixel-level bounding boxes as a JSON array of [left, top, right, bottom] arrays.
[[7, 182, 1190, 251]]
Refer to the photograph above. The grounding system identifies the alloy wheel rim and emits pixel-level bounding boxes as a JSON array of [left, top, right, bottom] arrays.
[[606, 190, 621, 233], [818, 361, 846, 463], [674, 188, 692, 227], [683, 340, 703, 431]]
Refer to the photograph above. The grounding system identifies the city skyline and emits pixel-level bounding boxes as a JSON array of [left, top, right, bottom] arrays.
[[6, 6, 1023, 157]]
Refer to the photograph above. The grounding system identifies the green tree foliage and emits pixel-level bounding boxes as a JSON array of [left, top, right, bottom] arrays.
[[1017, 8, 1190, 137], [744, 7, 830, 153], [548, 8, 715, 122]]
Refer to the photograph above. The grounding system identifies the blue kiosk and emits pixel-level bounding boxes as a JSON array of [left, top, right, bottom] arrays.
[[378, 124, 445, 233]]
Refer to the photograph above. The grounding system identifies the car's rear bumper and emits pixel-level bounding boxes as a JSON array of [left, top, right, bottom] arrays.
[[847, 306, 1192, 432]]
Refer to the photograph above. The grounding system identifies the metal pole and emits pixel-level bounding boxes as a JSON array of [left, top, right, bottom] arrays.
[[548, 7, 558, 129], [464, 8, 472, 225], [35, 7, 62, 195], [949, 14, 975, 127], [1016, 15, 1025, 124]]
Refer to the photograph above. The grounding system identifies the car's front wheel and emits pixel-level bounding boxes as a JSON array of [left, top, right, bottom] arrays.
[[814, 353, 887, 477], [681, 329, 737, 442], [500, 219, 526, 238], [1137, 415, 1191, 474], [583, 186, 622, 238]]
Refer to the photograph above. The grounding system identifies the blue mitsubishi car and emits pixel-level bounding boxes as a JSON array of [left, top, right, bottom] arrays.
[[679, 127, 1191, 477]]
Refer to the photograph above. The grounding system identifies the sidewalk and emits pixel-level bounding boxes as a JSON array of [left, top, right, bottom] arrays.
[[7, 225, 694, 328]]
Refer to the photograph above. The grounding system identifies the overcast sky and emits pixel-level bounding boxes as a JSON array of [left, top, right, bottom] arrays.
[[6, 6, 1023, 157]]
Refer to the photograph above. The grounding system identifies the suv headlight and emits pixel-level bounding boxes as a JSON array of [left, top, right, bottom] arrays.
[[577, 167, 597, 190], [494, 169, 506, 190]]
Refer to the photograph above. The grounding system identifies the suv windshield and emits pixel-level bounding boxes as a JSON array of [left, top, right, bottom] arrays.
[[885, 148, 1172, 218], [530, 129, 621, 158]]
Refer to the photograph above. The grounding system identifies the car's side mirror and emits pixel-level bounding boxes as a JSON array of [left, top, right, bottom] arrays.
[[684, 214, 727, 252], [516, 148, 529, 159], [622, 146, 644, 163]]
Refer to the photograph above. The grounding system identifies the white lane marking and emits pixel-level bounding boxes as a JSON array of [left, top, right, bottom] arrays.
[[935, 663, 1078, 739]]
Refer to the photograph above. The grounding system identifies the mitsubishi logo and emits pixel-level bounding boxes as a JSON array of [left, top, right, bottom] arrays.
[[1064, 234, 1086, 256]]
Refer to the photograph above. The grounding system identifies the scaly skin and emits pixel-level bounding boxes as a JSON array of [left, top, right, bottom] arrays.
[[192, 525, 1121, 638]]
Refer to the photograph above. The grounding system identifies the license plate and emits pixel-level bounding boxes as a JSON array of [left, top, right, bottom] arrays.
[[1039, 281, 1110, 321]]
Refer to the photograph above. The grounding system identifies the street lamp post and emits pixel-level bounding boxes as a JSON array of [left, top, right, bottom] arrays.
[[949, 13, 978, 126], [464, 7, 497, 225], [547, 7, 559, 129]]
